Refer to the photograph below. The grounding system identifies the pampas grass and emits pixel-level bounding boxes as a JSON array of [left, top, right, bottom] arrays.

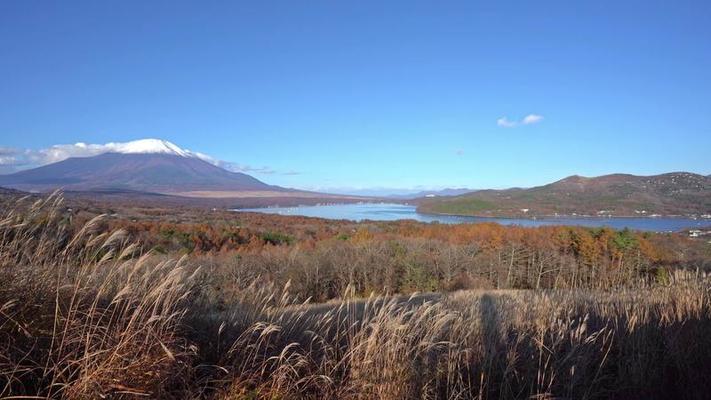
[[1, 195, 710, 399]]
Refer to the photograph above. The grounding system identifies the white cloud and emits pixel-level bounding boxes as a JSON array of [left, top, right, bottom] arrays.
[[0, 156, 18, 165], [27, 143, 112, 165], [522, 114, 544, 125], [497, 114, 544, 128], [0, 148, 20, 166], [496, 117, 518, 128], [219, 162, 278, 175]]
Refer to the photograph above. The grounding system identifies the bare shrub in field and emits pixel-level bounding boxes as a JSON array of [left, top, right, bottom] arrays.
[[1, 195, 711, 399]]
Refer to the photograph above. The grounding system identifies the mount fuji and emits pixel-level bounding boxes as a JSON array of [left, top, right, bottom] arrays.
[[0, 139, 288, 195]]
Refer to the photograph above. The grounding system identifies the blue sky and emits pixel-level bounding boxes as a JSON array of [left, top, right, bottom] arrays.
[[1, 1, 710, 191]]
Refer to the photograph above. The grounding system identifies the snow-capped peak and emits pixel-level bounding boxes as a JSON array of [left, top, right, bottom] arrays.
[[89, 139, 192, 157], [22, 138, 219, 167]]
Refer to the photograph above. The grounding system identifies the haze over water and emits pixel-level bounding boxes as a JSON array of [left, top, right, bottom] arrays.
[[238, 203, 711, 232]]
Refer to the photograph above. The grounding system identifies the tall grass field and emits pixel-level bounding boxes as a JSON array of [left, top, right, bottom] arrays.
[[1, 194, 710, 399]]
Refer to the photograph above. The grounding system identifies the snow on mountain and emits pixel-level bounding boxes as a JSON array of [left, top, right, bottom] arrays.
[[104, 139, 192, 157], [12, 138, 221, 169], [75, 139, 224, 166], [67, 138, 205, 158]]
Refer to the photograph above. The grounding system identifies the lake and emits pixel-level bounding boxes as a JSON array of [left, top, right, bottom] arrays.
[[237, 203, 711, 232]]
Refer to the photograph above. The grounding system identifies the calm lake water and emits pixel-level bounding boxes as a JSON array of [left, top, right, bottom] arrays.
[[238, 203, 711, 232]]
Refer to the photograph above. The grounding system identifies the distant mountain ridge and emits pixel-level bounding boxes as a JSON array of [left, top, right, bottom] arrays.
[[387, 188, 475, 199], [417, 172, 711, 217], [0, 152, 283, 194]]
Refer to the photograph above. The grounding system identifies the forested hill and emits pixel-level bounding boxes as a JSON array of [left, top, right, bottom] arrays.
[[417, 172, 711, 217]]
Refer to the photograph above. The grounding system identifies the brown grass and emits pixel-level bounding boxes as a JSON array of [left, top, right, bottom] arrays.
[[1, 194, 710, 399]]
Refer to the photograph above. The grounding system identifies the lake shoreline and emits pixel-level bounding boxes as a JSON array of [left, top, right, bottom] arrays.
[[418, 208, 710, 220], [236, 203, 711, 232], [240, 200, 709, 221]]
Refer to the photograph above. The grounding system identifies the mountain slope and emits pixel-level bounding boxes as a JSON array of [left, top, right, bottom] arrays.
[[0, 152, 284, 194], [417, 172, 711, 217]]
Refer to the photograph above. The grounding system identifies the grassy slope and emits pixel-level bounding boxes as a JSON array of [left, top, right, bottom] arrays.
[[418, 197, 497, 215]]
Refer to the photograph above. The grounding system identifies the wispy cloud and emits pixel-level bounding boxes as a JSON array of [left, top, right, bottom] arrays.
[[522, 114, 544, 125], [210, 160, 299, 176], [0, 147, 22, 166], [496, 117, 517, 128], [497, 114, 544, 128], [0, 140, 299, 176], [216, 161, 277, 175]]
